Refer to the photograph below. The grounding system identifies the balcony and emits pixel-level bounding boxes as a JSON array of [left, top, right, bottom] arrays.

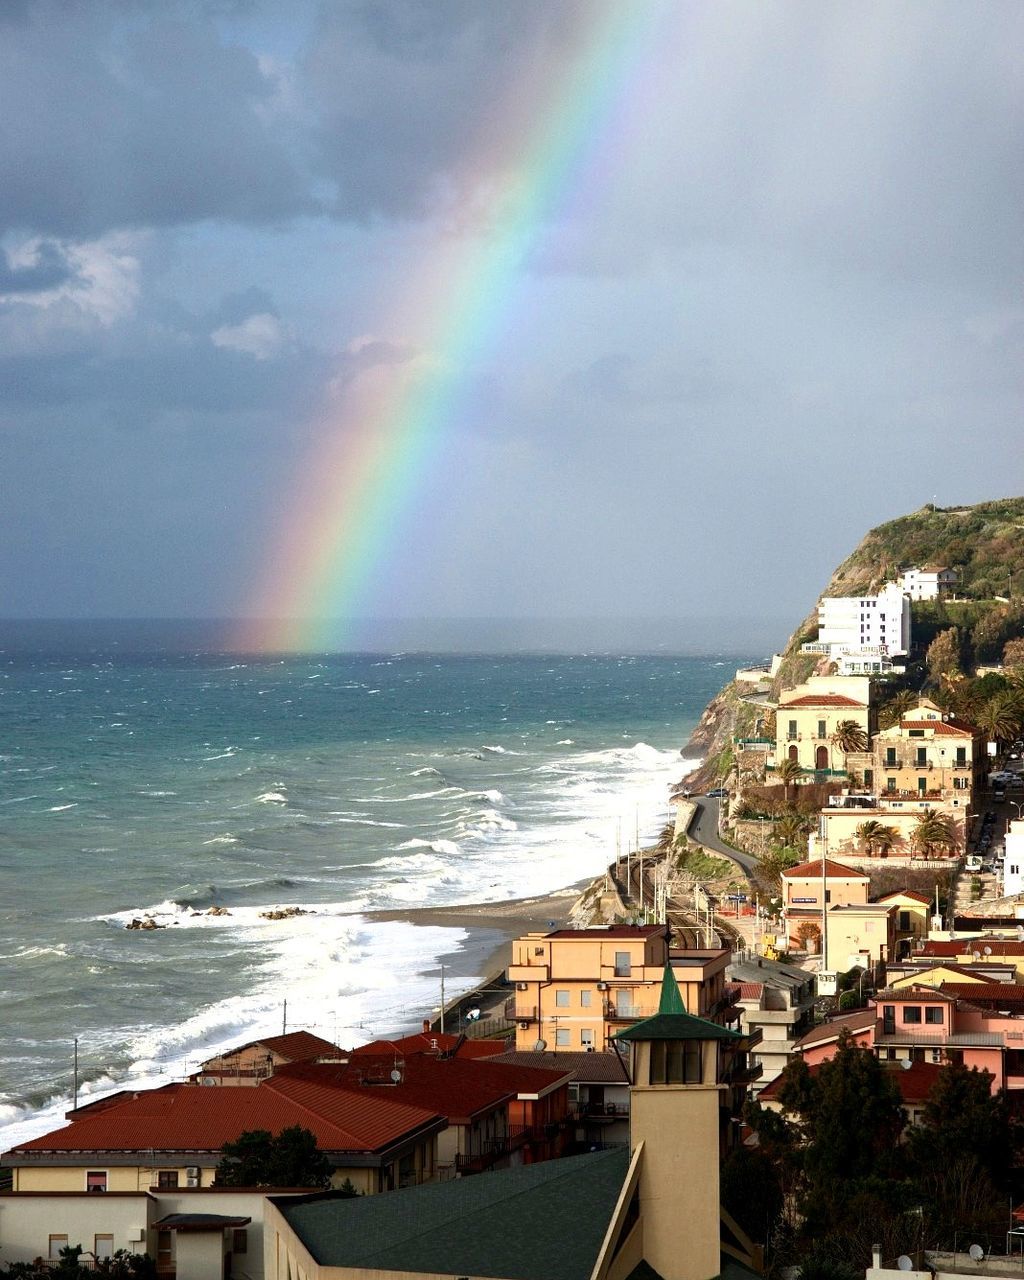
[[603, 1001, 658, 1021], [573, 1101, 630, 1122], [508, 1003, 539, 1023]]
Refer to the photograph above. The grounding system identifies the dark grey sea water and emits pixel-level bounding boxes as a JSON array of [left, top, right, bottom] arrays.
[[0, 636, 743, 1148]]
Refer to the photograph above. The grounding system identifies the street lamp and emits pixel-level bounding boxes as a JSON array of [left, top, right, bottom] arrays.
[[1010, 801, 1024, 820]]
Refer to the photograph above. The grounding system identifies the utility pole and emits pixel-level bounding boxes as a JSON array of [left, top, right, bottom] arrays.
[[440, 964, 446, 1035], [73, 1038, 79, 1112], [282, 999, 287, 1034]]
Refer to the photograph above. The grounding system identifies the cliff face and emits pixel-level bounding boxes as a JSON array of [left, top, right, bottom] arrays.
[[678, 496, 1024, 788]]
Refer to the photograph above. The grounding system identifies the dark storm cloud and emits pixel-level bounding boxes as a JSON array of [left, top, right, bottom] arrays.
[[0, 3, 315, 238]]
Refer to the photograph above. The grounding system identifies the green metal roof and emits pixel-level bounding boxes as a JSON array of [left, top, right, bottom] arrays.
[[614, 966, 742, 1043], [277, 1146, 630, 1280]]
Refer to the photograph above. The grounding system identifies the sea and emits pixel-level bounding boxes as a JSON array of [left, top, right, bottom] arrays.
[[0, 635, 745, 1151]]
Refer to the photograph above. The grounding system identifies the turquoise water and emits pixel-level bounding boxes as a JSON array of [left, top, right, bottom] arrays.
[[0, 641, 739, 1147]]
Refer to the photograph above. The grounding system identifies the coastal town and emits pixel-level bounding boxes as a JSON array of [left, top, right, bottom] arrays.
[[4, 549, 1024, 1280]]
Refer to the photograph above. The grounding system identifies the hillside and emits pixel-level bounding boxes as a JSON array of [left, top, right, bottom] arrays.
[[680, 496, 1024, 788]]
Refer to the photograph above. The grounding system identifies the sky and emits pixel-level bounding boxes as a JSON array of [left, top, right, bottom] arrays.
[[1, 0, 1022, 651]]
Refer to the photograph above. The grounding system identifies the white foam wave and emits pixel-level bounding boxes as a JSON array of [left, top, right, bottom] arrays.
[[204, 747, 239, 761], [48, 803, 77, 812], [255, 791, 287, 805], [394, 840, 461, 858], [201, 835, 238, 845]]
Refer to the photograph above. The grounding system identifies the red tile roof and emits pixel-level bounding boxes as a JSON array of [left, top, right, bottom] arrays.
[[794, 1008, 876, 1049], [782, 857, 869, 879], [939, 983, 1024, 1005], [208, 1031, 346, 1064], [898, 720, 974, 737], [761, 1059, 941, 1105], [729, 982, 765, 1001], [875, 891, 932, 905], [876, 985, 957, 1002], [350, 1033, 507, 1060], [921, 940, 1024, 957], [9, 1080, 442, 1157], [780, 694, 866, 708]]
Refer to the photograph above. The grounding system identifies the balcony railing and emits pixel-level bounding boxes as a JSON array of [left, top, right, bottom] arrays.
[[573, 1102, 630, 1121], [508, 1003, 539, 1023], [603, 1001, 657, 1021]]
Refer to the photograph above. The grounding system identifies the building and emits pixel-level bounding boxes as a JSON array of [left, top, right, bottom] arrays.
[[899, 565, 959, 601], [2, 1078, 446, 1196], [813, 797, 968, 862], [773, 676, 873, 778], [1005, 818, 1024, 896], [759, 1057, 943, 1128], [260, 967, 762, 1280], [780, 857, 870, 950], [793, 1008, 877, 1065], [489, 1049, 632, 1148], [871, 701, 983, 802], [191, 1032, 347, 1087], [812, 583, 912, 659], [0, 1185, 304, 1280], [824, 903, 896, 969], [726, 955, 817, 1092], [506, 925, 735, 1053], [874, 890, 933, 953]]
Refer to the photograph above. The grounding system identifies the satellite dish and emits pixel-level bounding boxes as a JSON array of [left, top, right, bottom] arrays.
[[533, 1039, 547, 1052], [973, 951, 982, 960], [897, 1256, 913, 1271], [984, 946, 993, 956], [969, 1244, 985, 1261], [390, 1068, 402, 1084], [900, 1059, 913, 1070]]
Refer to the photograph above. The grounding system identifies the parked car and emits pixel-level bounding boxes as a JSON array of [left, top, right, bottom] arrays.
[[707, 787, 729, 798]]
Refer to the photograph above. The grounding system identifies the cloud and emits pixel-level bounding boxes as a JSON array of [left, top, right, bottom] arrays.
[[0, 240, 73, 293], [211, 312, 289, 360]]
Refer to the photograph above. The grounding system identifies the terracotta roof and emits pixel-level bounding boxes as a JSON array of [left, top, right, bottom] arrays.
[[207, 1031, 346, 1065], [488, 1051, 631, 1084], [921, 939, 1024, 958], [898, 720, 974, 736], [350, 1033, 507, 1060], [875, 891, 932, 906], [730, 982, 765, 1001], [794, 1008, 876, 1049], [939, 983, 1024, 1005], [782, 857, 869, 879], [875, 986, 957, 1003], [779, 693, 866, 708], [761, 1059, 941, 1105], [9, 1080, 442, 1157]]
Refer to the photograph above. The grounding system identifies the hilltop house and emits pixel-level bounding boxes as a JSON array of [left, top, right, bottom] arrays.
[[773, 676, 873, 778], [900, 565, 959, 601], [800, 583, 911, 674], [871, 701, 983, 802]]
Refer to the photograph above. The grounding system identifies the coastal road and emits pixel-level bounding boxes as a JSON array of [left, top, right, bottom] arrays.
[[685, 798, 757, 874]]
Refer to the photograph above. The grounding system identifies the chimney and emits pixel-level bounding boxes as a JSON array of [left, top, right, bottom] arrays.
[[871, 1244, 881, 1269], [422, 1019, 431, 1033]]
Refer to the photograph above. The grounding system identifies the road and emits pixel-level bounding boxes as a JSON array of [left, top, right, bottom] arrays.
[[685, 797, 757, 874]]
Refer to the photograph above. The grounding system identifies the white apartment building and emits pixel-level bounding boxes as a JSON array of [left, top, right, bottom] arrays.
[[808, 582, 912, 659], [900, 565, 959, 601], [1005, 819, 1024, 897]]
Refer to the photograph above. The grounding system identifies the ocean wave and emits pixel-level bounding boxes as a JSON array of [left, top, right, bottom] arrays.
[[201, 834, 239, 845], [457, 809, 518, 836], [204, 747, 240, 761], [255, 790, 288, 805], [47, 803, 78, 812], [326, 816, 407, 828], [393, 839, 461, 858], [557, 739, 575, 745]]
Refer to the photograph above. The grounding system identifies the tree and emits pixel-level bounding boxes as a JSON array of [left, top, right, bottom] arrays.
[[910, 812, 957, 858], [855, 819, 898, 858], [794, 921, 821, 953], [976, 693, 1022, 749], [907, 1061, 1009, 1185], [926, 627, 962, 682], [878, 689, 916, 730], [773, 809, 809, 850], [831, 719, 868, 755], [775, 757, 804, 802], [215, 1126, 331, 1188], [1005, 637, 1024, 670]]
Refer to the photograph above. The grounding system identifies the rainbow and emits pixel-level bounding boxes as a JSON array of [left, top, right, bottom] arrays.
[[234, 2, 677, 652]]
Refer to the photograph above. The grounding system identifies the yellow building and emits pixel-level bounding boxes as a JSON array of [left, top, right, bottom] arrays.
[[875, 890, 933, 952], [507, 925, 733, 1052], [871, 701, 983, 801], [813, 800, 967, 862], [780, 857, 869, 949], [774, 676, 872, 778], [824, 903, 896, 969]]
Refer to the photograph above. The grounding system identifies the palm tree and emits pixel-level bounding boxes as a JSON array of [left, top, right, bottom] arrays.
[[976, 694, 1020, 752], [774, 809, 808, 850], [879, 689, 916, 730], [831, 718, 869, 756], [775, 757, 804, 803], [855, 819, 899, 858], [911, 812, 957, 859]]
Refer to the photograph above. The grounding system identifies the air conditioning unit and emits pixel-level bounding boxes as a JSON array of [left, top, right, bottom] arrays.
[[516, 983, 529, 991], [596, 982, 609, 991], [185, 1167, 201, 1187], [128, 1228, 145, 1244]]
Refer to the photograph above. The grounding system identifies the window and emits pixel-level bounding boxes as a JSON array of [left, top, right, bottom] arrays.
[[650, 1039, 702, 1085], [86, 1170, 107, 1193], [788, 720, 797, 740], [157, 1233, 173, 1268], [898, 911, 911, 931], [917, 777, 927, 793], [49, 1237, 69, 1261], [581, 1029, 595, 1048], [232, 1230, 248, 1255], [954, 777, 967, 789], [925, 1007, 944, 1025], [909, 729, 925, 738], [817, 719, 827, 739], [916, 748, 928, 766], [94, 1236, 114, 1261], [580, 990, 592, 1007], [533, 947, 545, 956], [902, 1006, 922, 1024], [885, 747, 897, 766], [956, 748, 967, 766], [156, 1170, 179, 1189], [864, 769, 873, 787], [555, 1028, 571, 1047], [614, 951, 631, 977], [555, 990, 570, 1007], [887, 777, 896, 792]]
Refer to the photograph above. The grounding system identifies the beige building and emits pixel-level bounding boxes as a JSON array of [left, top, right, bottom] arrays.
[[780, 857, 869, 949], [812, 799, 967, 862], [871, 701, 983, 801], [824, 903, 896, 969], [773, 676, 873, 778]]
